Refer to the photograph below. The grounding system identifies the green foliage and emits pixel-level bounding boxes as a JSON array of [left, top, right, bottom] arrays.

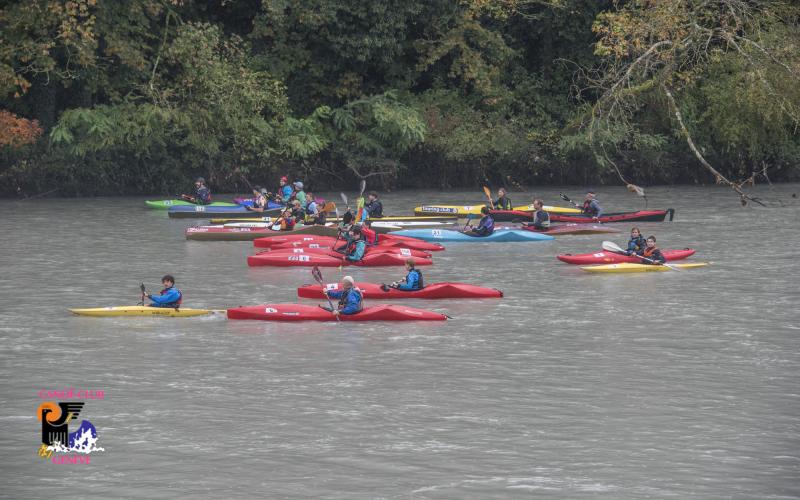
[[1, 0, 799, 195]]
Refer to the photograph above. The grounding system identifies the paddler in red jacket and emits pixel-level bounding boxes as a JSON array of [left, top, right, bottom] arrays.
[[639, 236, 666, 265]]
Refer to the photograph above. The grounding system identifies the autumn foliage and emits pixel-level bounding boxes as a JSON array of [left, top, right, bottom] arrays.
[[0, 110, 42, 148]]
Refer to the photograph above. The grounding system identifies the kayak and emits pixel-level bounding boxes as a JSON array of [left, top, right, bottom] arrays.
[[390, 228, 554, 243], [522, 223, 621, 236], [145, 199, 239, 209], [227, 304, 448, 321], [260, 246, 431, 259], [210, 215, 459, 224], [550, 209, 675, 224], [168, 205, 282, 219], [557, 248, 696, 265], [413, 204, 581, 216], [186, 224, 339, 241], [580, 262, 710, 273], [297, 282, 503, 300], [247, 252, 433, 267], [253, 234, 445, 252], [69, 306, 219, 317]]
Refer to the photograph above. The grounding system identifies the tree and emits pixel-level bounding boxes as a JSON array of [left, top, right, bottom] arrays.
[[581, 0, 800, 205]]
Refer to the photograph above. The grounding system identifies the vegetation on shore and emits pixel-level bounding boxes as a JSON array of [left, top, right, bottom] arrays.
[[1, 0, 798, 200]]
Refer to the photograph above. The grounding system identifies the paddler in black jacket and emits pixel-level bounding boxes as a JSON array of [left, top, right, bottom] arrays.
[[493, 188, 513, 210], [365, 191, 384, 218], [182, 177, 211, 205]]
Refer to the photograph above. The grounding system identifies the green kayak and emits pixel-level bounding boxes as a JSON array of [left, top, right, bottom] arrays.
[[145, 199, 239, 210]]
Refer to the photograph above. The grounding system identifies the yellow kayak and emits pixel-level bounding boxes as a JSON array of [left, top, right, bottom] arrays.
[[69, 306, 221, 317], [413, 204, 581, 216], [580, 263, 710, 273]]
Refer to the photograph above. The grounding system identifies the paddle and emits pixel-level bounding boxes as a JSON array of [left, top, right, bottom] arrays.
[[138, 283, 146, 306], [601, 241, 681, 270], [312, 266, 339, 321], [560, 193, 581, 209], [483, 185, 494, 209]]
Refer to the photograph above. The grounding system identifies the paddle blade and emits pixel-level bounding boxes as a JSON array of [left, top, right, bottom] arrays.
[[560, 193, 571, 202], [359, 179, 366, 195], [340, 192, 348, 206], [311, 266, 323, 284], [139, 283, 146, 293], [483, 185, 492, 199], [602, 240, 625, 254]]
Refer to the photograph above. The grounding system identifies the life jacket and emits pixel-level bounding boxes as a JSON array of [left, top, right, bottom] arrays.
[[160, 287, 182, 308], [534, 210, 550, 228], [253, 194, 266, 209], [196, 186, 211, 205], [338, 288, 363, 312], [642, 246, 659, 257], [582, 199, 598, 216], [409, 268, 423, 289], [496, 197, 512, 210]]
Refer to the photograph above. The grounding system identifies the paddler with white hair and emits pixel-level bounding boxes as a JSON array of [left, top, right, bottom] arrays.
[[323, 276, 363, 317]]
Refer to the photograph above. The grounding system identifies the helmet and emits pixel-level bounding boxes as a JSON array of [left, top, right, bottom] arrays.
[[294, 181, 304, 189]]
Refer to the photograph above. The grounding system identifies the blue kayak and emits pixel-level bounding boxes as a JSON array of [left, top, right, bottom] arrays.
[[391, 228, 554, 242], [167, 204, 283, 219], [235, 199, 283, 209]]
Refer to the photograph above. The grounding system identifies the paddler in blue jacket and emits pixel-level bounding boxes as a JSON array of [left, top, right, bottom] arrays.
[[325, 276, 363, 316], [494, 187, 513, 210], [463, 206, 495, 237], [625, 227, 646, 255], [582, 191, 603, 219], [343, 226, 367, 262], [276, 176, 293, 202], [147, 275, 182, 308], [639, 236, 666, 264], [384, 259, 423, 291]]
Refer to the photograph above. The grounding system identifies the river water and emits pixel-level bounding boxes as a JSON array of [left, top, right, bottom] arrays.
[[1, 184, 798, 499]]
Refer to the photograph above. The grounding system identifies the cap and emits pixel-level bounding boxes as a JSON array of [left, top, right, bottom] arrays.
[[280, 176, 288, 182], [196, 177, 205, 183], [342, 276, 355, 285], [294, 181, 304, 189]]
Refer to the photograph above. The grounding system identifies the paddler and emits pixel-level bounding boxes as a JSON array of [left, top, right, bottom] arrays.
[[292, 181, 307, 205], [324, 276, 363, 316], [639, 235, 666, 264], [365, 191, 384, 218], [582, 191, 603, 219], [273, 208, 295, 231], [463, 206, 495, 237], [383, 259, 423, 291], [525, 198, 550, 229], [245, 185, 268, 212], [343, 226, 367, 262], [277, 176, 293, 202], [290, 199, 306, 221], [494, 187, 513, 210], [181, 177, 211, 205], [625, 227, 646, 255], [304, 190, 325, 225], [146, 275, 183, 308]]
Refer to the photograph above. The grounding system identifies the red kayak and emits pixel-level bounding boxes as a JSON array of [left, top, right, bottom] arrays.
[[227, 303, 448, 321], [521, 223, 620, 235], [247, 252, 433, 267], [297, 282, 503, 300], [550, 209, 675, 224], [557, 248, 696, 265], [253, 234, 444, 252], [257, 246, 431, 259]]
